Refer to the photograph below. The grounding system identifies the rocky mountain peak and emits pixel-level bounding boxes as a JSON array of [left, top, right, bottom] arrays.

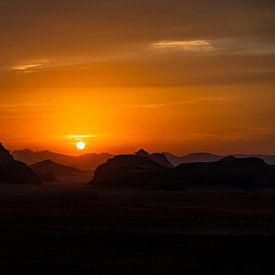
[[0, 143, 14, 163]]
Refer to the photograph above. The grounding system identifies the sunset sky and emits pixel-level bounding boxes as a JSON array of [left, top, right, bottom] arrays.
[[1, 0, 275, 155]]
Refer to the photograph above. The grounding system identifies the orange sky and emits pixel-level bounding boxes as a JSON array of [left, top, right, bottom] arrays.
[[0, 0, 275, 155]]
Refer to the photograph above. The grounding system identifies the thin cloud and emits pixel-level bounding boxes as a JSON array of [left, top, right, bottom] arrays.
[[150, 39, 275, 55], [10, 58, 50, 72], [3, 113, 69, 120], [67, 135, 95, 141], [8, 38, 275, 74], [151, 40, 214, 52], [0, 102, 60, 112], [0, 102, 71, 119], [12, 63, 44, 71], [125, 97, 228, 109]]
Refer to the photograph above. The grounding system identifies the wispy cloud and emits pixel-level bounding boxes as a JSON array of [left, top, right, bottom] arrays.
[[8, 54, 136, 73], [11, 59, 50, 72], [151, 40, 214, 52], [12, 63, 44, 71], [0, 103, 55, 108], [0, 102, 70, 119], [8, 52, 143, 73], [8, 38, 275, 74], [0, 102, 58, 112], [3, 114, 69, 120], [7, 40, 214, 73], [67, 135, 95, 141], [126, 97, 228, 109], [150, 39, 275, 55]]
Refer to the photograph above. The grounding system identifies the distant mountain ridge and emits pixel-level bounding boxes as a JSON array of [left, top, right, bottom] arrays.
[[12, 149, 275, 170], [12, 149, 113, 170], [164, 152, 275, 166], [164, 152, 223, 166], [30, 160, 86, 177]]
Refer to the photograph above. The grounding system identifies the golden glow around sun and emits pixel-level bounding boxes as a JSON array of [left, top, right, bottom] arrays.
[[76, 141, 86, 150]]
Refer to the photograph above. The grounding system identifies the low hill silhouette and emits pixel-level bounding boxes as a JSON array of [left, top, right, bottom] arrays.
[[0, 144, 41, 185], [31, 160, 86, 177], [12, 149, 113, 170]]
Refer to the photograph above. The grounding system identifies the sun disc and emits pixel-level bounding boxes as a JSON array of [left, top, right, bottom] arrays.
[[76, 141, 86, 150]]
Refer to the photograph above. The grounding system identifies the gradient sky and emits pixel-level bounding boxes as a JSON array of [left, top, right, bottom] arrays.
[[0, 0, 275, 155]]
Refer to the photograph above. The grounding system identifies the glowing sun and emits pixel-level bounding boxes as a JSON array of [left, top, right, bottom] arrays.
[[76, 141, 86, 150]]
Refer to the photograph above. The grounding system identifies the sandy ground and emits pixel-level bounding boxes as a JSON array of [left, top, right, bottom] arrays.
[[0, 183, 275, 273]]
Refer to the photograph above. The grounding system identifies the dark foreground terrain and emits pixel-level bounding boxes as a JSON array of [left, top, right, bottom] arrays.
[[1, 184, 275, 274]]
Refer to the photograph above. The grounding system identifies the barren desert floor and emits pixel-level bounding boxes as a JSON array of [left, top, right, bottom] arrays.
[[0, 184, 275, 274]]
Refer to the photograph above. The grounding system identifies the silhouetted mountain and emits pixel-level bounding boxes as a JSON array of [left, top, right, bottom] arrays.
[[90, 154, 275, 190], [90, 154, 169, 189], [151, 153, 174, 168], [170, 156, 274, 188], [0, 143, 14, 162], [164, 152, 223, 166], [135, 149, 151, 158], [135, 149, 173, 168], [234, 154, 275, 165], [164, 152, 275, 166], [12, 149, 113, 170], [0, 144, 41, 185], [30, 160, 86, 178]]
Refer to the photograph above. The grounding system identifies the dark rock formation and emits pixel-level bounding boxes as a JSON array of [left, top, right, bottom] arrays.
[[151, 153, 174, 168], [90, 153, 274, 190], [0, 143, 14, 163], [0, 144, 41, 185], [90, 154, 168, 189], [135, 149, 173, 168], [170, 156, 274, 188], [135, 149, 151, 158]]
